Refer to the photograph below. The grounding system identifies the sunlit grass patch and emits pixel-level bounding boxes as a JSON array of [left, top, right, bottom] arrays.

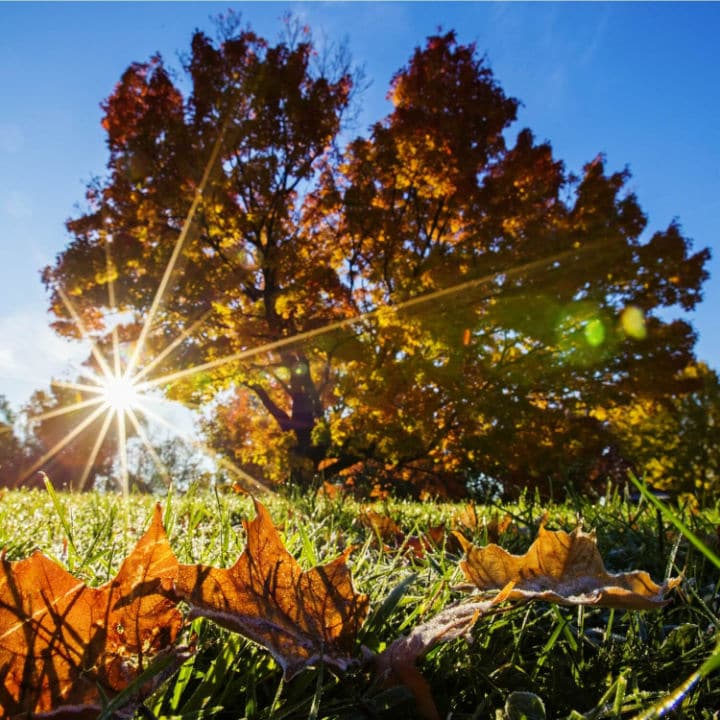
[[0, 483, 718, 718]]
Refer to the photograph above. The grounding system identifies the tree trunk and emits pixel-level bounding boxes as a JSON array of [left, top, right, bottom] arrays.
[[249, 351, 329, 488]]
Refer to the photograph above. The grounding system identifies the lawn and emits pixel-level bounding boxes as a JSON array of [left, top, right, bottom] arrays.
[[0, 482, 718, 719]]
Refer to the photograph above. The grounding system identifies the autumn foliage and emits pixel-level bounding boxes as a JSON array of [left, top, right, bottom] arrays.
[[0, 499, 680, 718], [42, 19, 710, 497]]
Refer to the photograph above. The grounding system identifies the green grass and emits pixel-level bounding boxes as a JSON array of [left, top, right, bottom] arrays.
[[1, 482, 719, 719]]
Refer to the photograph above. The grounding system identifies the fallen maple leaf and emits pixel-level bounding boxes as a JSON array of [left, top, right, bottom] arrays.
[[315, 480, 344, 500], [452, 505, 514, 544], [455, 524, 681, 609], [171, 499, 369, 679], [453, 503, 480, 533], [359, 509, 403, 544], [359, 510, 447, 558], [402, 525, 447, 559], [0, 505, 186, 719]]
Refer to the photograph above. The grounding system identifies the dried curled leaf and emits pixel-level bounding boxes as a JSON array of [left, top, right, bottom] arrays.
[[360, 509, 447, 558], [0, 505, 185, 719], [456, 524, 681, 609], [172, 499, 369, 679], [452, 505, 515, 545]]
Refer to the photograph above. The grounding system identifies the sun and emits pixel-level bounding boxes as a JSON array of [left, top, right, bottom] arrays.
[[100, 374, 141, 414]]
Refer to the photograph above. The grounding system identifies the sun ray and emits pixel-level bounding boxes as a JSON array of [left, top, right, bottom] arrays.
[[17, 401, 110, 487], [104, 235, 123, 381], [131, 308, 214, 385], [56, 287, 115, 380], [116, 402, 129, 495], [124, 406, 172, 488], [28, 395, 106, 424], [76, 408, 115, 493], [50, 379, 110, 396], [124, 122, 229, 382], [141, 237, 616, 392], [138, 402, 272, 496]]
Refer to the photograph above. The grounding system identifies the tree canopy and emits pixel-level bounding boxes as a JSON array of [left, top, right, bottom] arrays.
[[605, 362, 720, 500], [42, 21, 710, 497]]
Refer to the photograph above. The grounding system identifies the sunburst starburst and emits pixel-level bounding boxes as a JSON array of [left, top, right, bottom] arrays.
[[19, 123, 268, 497], [97, 373, 142, 415]]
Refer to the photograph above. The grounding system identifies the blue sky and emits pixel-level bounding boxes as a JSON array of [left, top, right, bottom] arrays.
[[1, 2, 718, 411]]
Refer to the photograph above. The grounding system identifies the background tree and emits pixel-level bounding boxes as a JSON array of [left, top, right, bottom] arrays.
[[44, 18, 356, 487], [43, 22, 710, 495], [19, 381, 121, 490], [0, 396, 25, 487], [310, 32, 710, 495], [602, 363, 720, 501], [122, 434, 212, 493]]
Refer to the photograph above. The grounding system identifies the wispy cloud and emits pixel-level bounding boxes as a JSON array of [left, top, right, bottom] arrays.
[[0, 307, 90, 410], [578, 5, 611, 67]]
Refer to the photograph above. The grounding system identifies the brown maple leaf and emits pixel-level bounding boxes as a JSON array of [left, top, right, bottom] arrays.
[[0, 504, 186, 719], [455, 524, 681, 609], [171, 499, 369, 679], [453, 503, 480, 533], [452, 505, 513, 544], [359, 509, 403, 544], [359, 510, 447, 558], [402, 525, 447, 559]]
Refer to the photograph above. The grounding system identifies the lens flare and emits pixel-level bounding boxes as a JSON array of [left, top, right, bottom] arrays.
[[584, 318, 606, 347], [621, 305, 647, 340]]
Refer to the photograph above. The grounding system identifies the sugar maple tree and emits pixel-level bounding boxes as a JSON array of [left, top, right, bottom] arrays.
[[42, 19, 710, 494]]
